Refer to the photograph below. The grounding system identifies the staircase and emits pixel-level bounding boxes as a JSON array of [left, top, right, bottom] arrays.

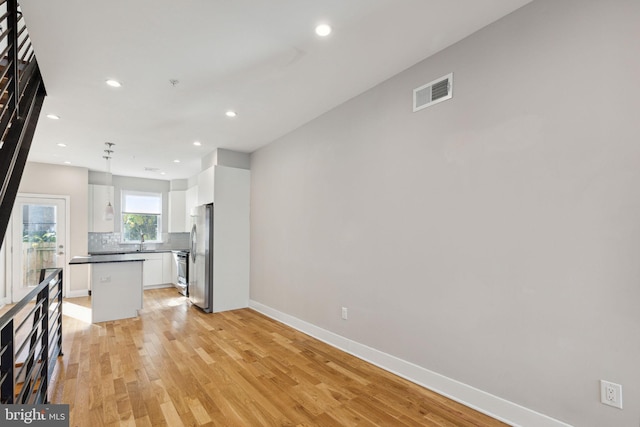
[[0, 0, 57, 406], [0, 0, 47, 245]]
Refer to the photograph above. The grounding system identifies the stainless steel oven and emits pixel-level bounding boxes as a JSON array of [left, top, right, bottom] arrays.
[[172, 250, 189, 296]]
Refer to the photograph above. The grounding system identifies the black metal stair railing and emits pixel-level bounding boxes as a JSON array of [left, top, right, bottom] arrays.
[[0, 268, 64, 404], [0, 0, 47, 245], [0, 0, 59, 407]]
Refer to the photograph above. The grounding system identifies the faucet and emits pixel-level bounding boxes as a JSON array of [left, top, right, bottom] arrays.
[[139, 233, 145, 252]]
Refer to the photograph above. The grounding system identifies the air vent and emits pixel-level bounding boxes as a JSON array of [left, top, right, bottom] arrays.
[[413, 73, 453, 112], [144, 167, 160, 172]]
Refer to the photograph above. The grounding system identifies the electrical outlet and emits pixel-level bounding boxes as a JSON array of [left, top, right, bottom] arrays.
[[600, 380, 623, 409], [341, 307, 348, 320]]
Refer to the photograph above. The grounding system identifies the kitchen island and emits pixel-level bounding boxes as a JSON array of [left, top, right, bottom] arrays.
[[70, 254, 145, 323]]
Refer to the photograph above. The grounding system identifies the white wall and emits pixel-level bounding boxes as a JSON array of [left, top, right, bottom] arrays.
[[17, 162, 89, 294], [249, 1, 640, 426]]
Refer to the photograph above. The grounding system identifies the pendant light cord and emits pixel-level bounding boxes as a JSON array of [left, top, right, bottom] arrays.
[[103, 142, 116, 220]]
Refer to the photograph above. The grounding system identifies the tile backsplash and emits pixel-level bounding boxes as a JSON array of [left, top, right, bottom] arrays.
[[88, 232, 190, 253]]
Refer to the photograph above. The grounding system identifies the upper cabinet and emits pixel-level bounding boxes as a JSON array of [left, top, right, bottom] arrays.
[[169, 184, 200, 233], [197, 166, 215, 205], [185, 185, 198, 230], [88, 184, 114, 232], [168, 190, 186, 232], [170, 150, 249, 235]]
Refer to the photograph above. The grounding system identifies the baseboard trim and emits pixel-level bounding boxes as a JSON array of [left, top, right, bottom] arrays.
[[143, 284, 174, 290], [66, 289, 89, 298], [248, 300, 572, 427]]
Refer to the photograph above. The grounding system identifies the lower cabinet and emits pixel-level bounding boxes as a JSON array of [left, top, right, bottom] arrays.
[[162, 252, 175, 285], [142, 253, 175, 289]]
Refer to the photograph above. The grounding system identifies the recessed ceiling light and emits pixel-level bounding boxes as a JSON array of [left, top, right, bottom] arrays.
[[315, 24, 332, 37], [225, 110, 237, 118], [193, 141, 202, 146], [47, 114, 60, 120], [57, 143, 67, 147], [64, 161, 71, 164], [105, 79, 122, 88], [173, 159, 180, 163], [160, 172, 166, 175]]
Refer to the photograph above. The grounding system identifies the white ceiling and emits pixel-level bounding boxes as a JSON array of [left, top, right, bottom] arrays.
[[20, 0, 532, 180]]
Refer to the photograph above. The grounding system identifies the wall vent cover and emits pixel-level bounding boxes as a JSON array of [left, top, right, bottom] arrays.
[[413, 73, 453, 112]]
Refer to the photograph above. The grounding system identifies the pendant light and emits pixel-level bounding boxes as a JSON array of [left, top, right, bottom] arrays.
[[103, 142, 115, 220]]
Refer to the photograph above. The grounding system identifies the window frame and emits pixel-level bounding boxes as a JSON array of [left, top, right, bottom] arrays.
[[120, 190, 163, 243]]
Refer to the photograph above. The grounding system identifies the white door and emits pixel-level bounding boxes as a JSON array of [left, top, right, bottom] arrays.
[[11, 197, 67, 302]]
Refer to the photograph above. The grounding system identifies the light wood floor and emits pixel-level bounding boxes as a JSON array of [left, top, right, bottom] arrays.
[[49, 288, 507, 427]]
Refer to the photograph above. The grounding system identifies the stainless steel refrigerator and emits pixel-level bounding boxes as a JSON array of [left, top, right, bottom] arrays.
[[189, 203, 213, 312]]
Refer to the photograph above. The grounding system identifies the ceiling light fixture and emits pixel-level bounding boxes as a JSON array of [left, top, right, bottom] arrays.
[[57, 143, 67, 147], [315, 24, 332, 37], [105, 79, 122, 88], [225, 110, 237, 118], [103, 142, 116, 220], [193, 141, 202, 146], [173, 159, 180, 163], [46, 114, 60, 120], [64, 161, 71, 164]]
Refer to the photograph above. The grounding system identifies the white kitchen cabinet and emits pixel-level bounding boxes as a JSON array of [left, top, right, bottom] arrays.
[[211, 165, 250, 312], [88, 184, 114, 232], [183, 165, 250, 312], [162, 252, 175, 285], [142, 253, 164, 288], [197, 166, 214, 205], [185, 185, 198, 229], [142, 252, 174, 288], [168, 190, 186, 232]]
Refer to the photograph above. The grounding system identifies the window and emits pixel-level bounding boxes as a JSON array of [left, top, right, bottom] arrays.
[[121, 190, 162, 242]]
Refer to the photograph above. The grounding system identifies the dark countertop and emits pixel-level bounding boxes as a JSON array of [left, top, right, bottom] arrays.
[[69, 254, 146, 264], [88, 249, 189, 255]]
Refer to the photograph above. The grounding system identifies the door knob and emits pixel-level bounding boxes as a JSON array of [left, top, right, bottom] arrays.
[[58, 252, 65, 255]]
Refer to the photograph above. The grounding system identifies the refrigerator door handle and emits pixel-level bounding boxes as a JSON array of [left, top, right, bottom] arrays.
[[190, 224, 197, 263]]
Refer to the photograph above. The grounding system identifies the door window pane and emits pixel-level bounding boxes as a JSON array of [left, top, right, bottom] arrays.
[[22, 204, 57, 287]]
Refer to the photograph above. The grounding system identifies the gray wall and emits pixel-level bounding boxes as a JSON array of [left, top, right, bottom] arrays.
[[249, 1, 640, 426], [89, 172, 170, 232], [202, 148, 251, 171], [18, 162, 89, 294], [170, 179, 188, 191]]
